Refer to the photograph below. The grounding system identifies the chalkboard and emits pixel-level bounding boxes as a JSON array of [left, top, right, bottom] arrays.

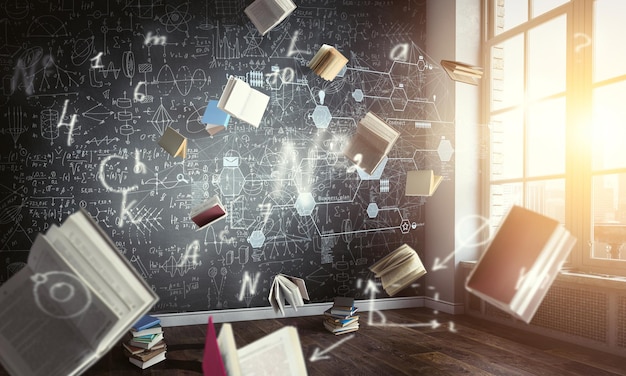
[[0, 0, 455, 313]]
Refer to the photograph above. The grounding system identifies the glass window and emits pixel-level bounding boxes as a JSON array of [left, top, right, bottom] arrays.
[[528, 16, 566, 100], [491, 35, 524, 110], [526, 179, 565, 222], [593, 0, 626, 83], [592, 82, 626, 171], [531, 0, 569, 18], [490, 109, 524, 180], [592, 172, 626, 260], [496, 0, 528, 34], [527, 97, 566, 177]]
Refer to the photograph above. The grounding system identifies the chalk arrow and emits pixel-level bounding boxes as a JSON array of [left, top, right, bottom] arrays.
[[309, 334, 355, 362]]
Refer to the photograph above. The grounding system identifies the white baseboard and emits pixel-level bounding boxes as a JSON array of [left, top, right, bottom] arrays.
[[424, 296, 465, 314], [156, 296, 427, 327]]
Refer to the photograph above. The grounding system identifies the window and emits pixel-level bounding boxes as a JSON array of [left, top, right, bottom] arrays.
[[485, 0, 626, 275]]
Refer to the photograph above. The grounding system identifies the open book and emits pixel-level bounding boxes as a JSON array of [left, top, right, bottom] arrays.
[[244, 0, 297, 36], [158, 126, 187, 158], [218, 76, 270, 128], [441, 59, 483, 85], [268, 274, 309, 316], [0, 209, 158, 376], [203, 317, 308, 376], [190, 195, 227, 230], [202, 99, 230, 136], [343, 112, 400, 175], [308, 44, 348, 81], [369, 244, 427, 296], [405, 170, 443, 196], [465, 206, 576, 323]]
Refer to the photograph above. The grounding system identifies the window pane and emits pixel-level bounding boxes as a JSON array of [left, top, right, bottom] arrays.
[[528, 16, 566, 100], [593, 0, 626, 82], [491, 34, 524, 110], [490, 109, 524, 180], [526, 179, 565, 223], [592, 82, 626, 171], [527, 97, 566, 176], [495, 0, 528, 35], [592, 172, 626, 260], [490, 182, 523, 233], [531, 0, 568, 18]]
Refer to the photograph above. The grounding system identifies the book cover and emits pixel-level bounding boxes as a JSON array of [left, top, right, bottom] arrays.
[[202, 316, 227, 376], [465, 205, 576, 323], [158, 126, 187, 158], [190, 195, 227, 230], [130, 324, 162, 337], [405, 170, 443, 196], [133, 315, 160, 335], [202, 99, 230, 136]]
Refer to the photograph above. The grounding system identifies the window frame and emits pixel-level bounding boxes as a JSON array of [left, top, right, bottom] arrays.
[[482, 0, 626, 276]]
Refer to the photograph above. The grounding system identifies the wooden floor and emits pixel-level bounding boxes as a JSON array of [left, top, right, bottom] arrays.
[[2, 308, 625, 375]]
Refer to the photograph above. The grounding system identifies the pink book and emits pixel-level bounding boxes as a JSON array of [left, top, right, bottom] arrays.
[[202, 316, 227, 376]]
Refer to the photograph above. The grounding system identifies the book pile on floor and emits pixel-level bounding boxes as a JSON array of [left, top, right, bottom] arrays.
[[123, 314, 166, 369], [323, 297, 359, 335]]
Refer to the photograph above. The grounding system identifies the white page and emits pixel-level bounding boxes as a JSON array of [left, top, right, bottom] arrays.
[[217, 323, 243, 376], [0, 239, 97, 376], [238, 87, 269, 127], [238, 326, 308, 376]]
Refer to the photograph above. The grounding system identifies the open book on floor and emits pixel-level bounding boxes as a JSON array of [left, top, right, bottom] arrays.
[[308, 44, 348, 81], [244, 0, 297, 36], [441, 59, 483, 85], [218, 76, 269, 128], [203, 316, 308, 376], [369, 244, 427, 296], [343, 112, 400, 175], [465, 205, 576, 323], [0, 208, 158, 376], [405, 170, 443, 197], [268, 274, 309, 316], [190, 195, 227, 230]]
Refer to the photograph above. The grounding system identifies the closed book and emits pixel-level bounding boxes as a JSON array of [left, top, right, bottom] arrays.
[[128, 351, 166, 369], [325, 316, 359, 328], [123, 340, 166, 356], [128, 347, 167, 363], [130, 333, 164, 349], [130, 324, 163, 337], [323, 320, 359, 335], [132, 314, 161, 331], [323, 308, 358, 320]]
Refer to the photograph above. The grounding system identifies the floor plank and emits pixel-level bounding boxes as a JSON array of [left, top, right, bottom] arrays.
[[0, 308, 624, 376]]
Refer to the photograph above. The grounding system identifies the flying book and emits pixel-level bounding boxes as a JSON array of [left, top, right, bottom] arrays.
[[308, 44, 348, 81], [244, 0, 297, 36], [190, 195, 227, 230], [465, 205, 576, 323], [0, 208, 158, 376], [202, 99, 230, 136], [203, 317, 227, 376], [218, 76, 269, 128], [203, 317, 308, 376], [369, 244, 427, 296], [158, 126, 187, 158], [343, 112, 400, 175], [441, 59, 483, 85], [405, 170, 443, 196], [268, 274, 309, 316]]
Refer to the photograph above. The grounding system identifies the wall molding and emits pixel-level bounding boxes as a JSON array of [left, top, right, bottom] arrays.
[[157, 296, 433, 327]]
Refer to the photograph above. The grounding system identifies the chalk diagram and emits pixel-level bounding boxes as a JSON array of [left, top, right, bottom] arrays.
[[0, 0, 453, 312]]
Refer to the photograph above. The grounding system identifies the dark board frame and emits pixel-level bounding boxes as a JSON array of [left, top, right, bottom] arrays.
[[0, 0, 455, 314]]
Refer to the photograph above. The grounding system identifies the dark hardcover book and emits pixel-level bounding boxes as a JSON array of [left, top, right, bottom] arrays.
[[132, 314, 161, 332]]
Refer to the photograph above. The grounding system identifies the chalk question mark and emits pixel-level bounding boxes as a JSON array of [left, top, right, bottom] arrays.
[[574, 32, 591, 53]]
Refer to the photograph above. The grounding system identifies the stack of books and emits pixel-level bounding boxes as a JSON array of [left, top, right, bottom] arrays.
[[323, 297, 359, 335], [123, 314, 167, 369]]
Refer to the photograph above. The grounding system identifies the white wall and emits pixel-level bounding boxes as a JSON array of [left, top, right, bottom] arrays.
[[425, 0, 482, 311]]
